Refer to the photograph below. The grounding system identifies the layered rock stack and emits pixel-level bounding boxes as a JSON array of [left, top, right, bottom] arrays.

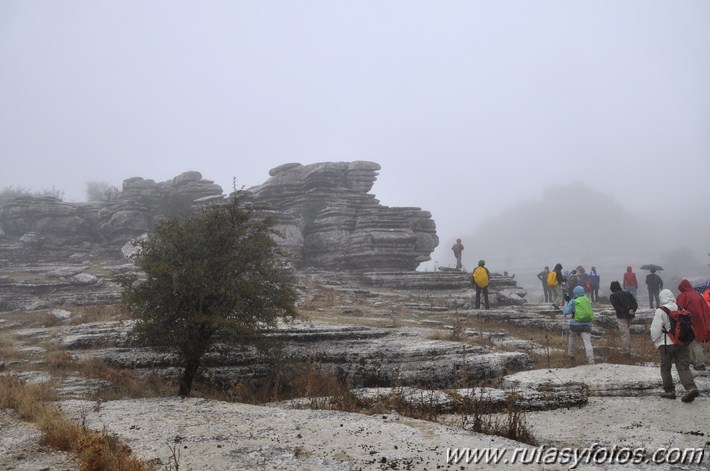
[[245, 161, 439, 271], [0, 164, 438, 272], [98, 172, 223, 244], [0, 172, 224, 247]]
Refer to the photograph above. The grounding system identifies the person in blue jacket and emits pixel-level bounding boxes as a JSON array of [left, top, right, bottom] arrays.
[[563, 285, 595, 365]]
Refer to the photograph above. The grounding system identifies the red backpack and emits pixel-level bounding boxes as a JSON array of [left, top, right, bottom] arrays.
[[660, 306, 695, 347]]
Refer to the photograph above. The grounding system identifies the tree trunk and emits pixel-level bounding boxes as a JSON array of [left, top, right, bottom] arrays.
[[179, 357, 201, 396]]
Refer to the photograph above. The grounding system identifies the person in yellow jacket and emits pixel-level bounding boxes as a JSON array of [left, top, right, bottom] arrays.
[[472, 260, 490, 309]]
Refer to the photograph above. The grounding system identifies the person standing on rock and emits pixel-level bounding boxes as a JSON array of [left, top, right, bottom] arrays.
[[650, 289, 699, 402], [472, 260, 490, 309], [537, 266, 551, 303], [451, 238, 464, 270], [566, 269, 579, 299], [623, 266, 638, 299], [677, 279, 709, 371], [609, 281, 637, 356], [549, 263, 566, 310], [588, 266, 600, 303], [645, 268, 663, 309], [563, 285, 595, 365]]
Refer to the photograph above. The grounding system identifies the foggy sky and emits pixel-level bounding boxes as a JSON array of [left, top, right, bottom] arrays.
[[2, 1, 709, 268]]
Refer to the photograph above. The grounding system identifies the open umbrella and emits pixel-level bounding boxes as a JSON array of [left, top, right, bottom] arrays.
[[640, 264, 664, 271]]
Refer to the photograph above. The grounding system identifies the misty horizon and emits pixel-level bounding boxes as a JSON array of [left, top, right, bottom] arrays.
[[1, 1, 708, 281]]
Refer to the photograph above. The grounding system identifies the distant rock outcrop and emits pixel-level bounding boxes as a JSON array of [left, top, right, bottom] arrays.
[[0, 171, 224, 247]]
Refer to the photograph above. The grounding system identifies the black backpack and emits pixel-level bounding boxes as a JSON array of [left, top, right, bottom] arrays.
[[660, 306, 695, 347]]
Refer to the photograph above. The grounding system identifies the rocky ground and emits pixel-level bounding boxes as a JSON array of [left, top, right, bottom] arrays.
[[1, 269, 710, 470]]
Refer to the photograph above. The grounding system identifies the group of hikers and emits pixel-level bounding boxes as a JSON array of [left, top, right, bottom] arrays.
[[537, 264, 601, 307], [537, 264, 669, 310], [453, 241, 710, 404], [543, 261, 710, 404]]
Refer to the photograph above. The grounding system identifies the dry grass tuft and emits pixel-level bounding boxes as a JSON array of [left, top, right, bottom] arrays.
[[71, 358, 174, 400], [76, 433, 147, 471], [0, 375, 152, 471], [456, 389, 539, 446], [71, 304, 129, 325]]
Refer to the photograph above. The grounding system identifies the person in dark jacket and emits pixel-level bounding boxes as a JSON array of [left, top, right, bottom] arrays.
[[567, 270, 579, 298], [537, 266, 551, 303], [550, 263, 566, 309], [645, 269, 663, 309], [588, 266, 600, 303], [678, 279, 710, 371], [610, 281, 638, 355], [451, 238, 464, 270]]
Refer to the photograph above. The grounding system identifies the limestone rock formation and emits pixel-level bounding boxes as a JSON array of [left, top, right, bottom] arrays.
[[0, 197, 97, 246], [0, 164, 439, 272], [0, 171, 224, 248], [245, 161, 439, 271]]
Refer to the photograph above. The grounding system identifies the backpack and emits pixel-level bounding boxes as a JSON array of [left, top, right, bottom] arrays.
[[547, 271, 558, 287], [473, 267, 489, 288], [660, 306, 695, 347], [573, 296, 594, 322]]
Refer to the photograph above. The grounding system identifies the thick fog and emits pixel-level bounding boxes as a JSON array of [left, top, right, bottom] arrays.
[[1, 2, 709, 285]]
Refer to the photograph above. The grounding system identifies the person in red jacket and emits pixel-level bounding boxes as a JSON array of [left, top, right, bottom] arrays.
[[677, 279, 710, 371], [622, 266, 638, 299]]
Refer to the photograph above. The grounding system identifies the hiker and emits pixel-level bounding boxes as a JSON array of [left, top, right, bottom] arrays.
[[623, 266, 638, 299], [472, 260, 490, 309], [451, 238, 464, 270], [537, 266, 551, 303], [609, 281, 638, 355], [693, 280, 710, 308], [567, 270, 579, 298], [645, 268, 663, 309], [562, 285, 595, 365], [588, 266, 600, 303], [549, 263, 566, 309], [677, 279, 710, 371], [650, 289, 699, 402], [577, 266, 592, 297]]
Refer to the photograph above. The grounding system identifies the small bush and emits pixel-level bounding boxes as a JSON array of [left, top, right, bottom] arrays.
[[458, 389, 538, 446]]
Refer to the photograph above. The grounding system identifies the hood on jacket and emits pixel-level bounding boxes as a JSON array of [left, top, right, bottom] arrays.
[[660, 289, 676, 305], [573, 286, 585, 298], [678, 279, 694, 293], [610, 281, 622, 292], [478, 260, 485, 267], [626, 266, 633, 272], [554, 263, 562, 271]]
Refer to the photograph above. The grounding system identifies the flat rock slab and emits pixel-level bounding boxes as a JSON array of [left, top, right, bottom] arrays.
[[56, 395, 710, 471], [502, 363, 710, 397], [527, 396, 710, 462], [59, 397, 535, 470]]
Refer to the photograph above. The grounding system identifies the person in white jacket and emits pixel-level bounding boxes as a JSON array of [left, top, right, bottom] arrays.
[[649, 289, 699, 402]]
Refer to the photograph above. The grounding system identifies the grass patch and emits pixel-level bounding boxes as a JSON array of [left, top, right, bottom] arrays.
[[78, 359, 175, 401], [0, 375, 152, 471], [454, 389, 538, 446], [70, 304, 129, 325]]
